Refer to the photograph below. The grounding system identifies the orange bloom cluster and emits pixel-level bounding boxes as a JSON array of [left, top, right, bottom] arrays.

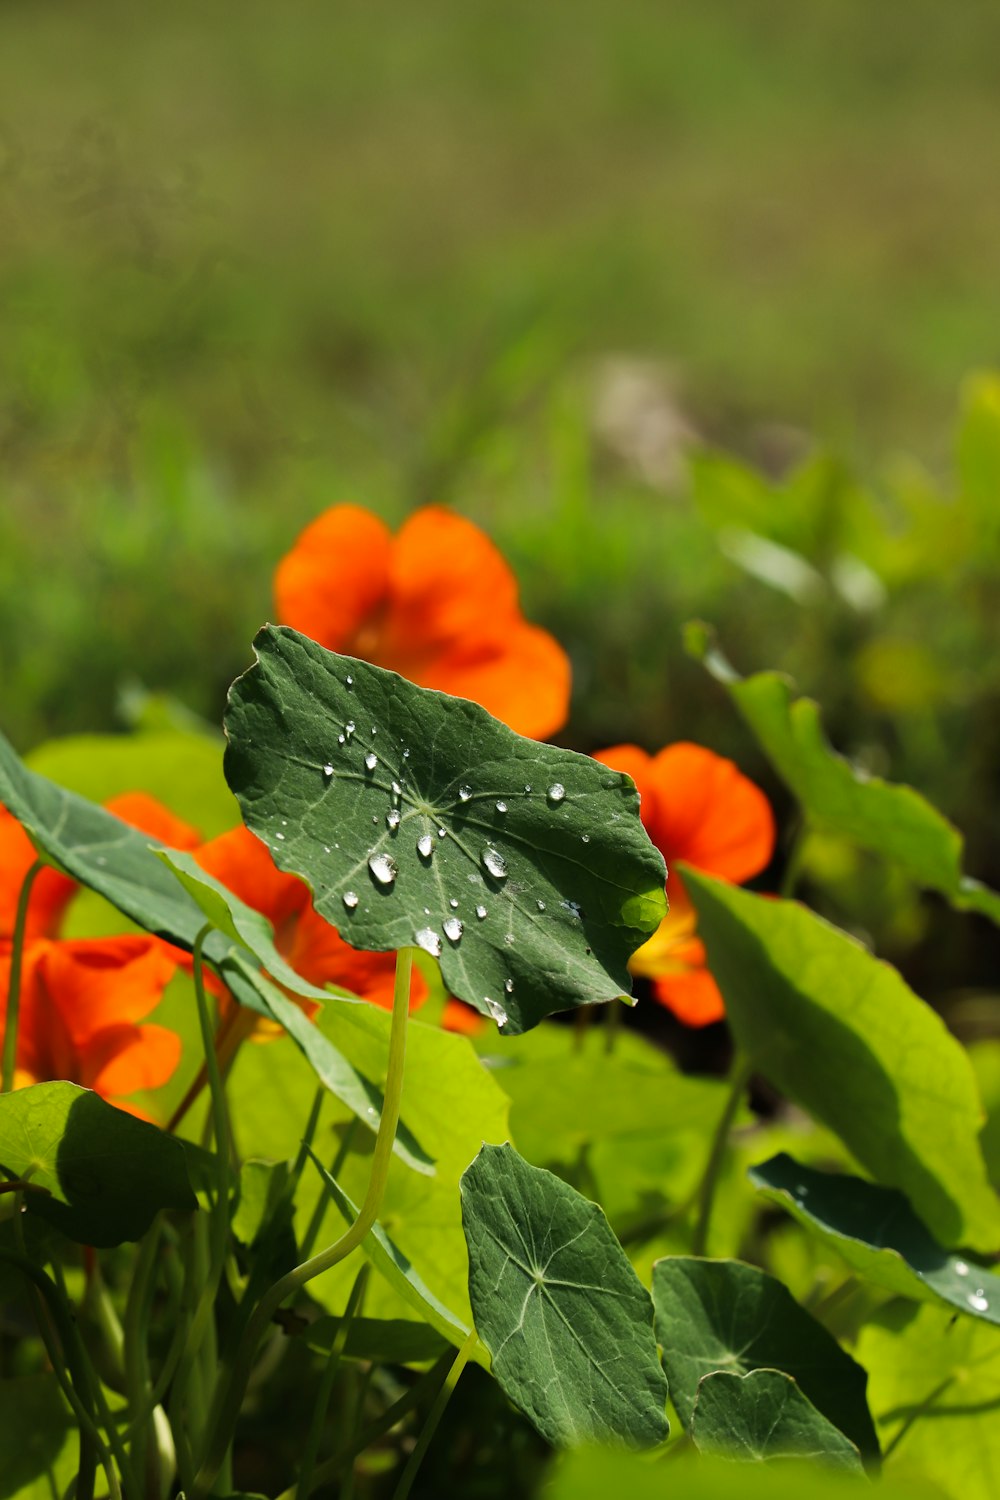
[[275, 505, 571, 742], [0, 795, 191, 1111], [595, 743, 775, 1026]]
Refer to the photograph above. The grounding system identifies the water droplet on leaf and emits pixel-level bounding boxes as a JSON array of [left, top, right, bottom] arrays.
[[386, 809, 401, 830], [547, 783, 566, 804], [475, 904, 488, 920], [322, 763, 335, 779], [504, 978, 514, 994], [481, 847, 508, 881], [415, 926, 442, 957], [342, 891, 359, 910], [969, 1289, 990, 1312], [417, 834, 434, 860], [443, 916, 464, 943], [484, 996, 508, 1027], [365, 751, 378, 771], [495, 800, 507, 814], [368, 852, 398, 886], [459, 785, 472, 803]]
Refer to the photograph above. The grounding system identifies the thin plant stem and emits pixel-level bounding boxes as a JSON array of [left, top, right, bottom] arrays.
[[295, 1263, 370, 1500], [2, 859, 42, 1092], [779, 819, 810, 899], [390, 1326, 478, 1500], [690, 1053, 753, 1257], [882, 1375, 955, 1459], [191, 947, 414, 1499], [123, 1218, 162, 1486], [299, 1117, 359, 1262], [604, 997, 622, 1054]]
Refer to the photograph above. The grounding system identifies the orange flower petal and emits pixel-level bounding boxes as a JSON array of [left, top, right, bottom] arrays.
[[274, 504, 571, 740], [196, 825, 309, 933], [33, 937, 178, 1037], [290, 903, 429, 1012], [441, 998, 486, 1036], [651, 967, 726, 1027], [86, 1023, 183, 1099], [0, 808, 76, 943]]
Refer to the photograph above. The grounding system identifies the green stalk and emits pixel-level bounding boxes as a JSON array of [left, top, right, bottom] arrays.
[[2, 859, 42, 1092], [298, 1117, 359, 1262], [295, 1263, 370, 1500], [191, 947, 414, 1499], [390, 1326, 478, 1500], [690, 1053, 752, 1257], [123, 1219, 162, 1488]]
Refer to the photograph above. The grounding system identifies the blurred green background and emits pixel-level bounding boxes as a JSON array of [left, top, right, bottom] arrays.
[[4, 0, 1000, 1001]]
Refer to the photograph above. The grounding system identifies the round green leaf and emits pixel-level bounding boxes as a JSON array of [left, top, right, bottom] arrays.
[[223, 627, 666, 1033], [691, 1368, 864, 1472]]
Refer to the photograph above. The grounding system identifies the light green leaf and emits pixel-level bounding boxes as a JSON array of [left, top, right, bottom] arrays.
[[308, 1149, 484, 1363], [223, 626, 666, 1033], [686, 629, 1000, 923], [652, 1257, 878, 1457], [752, 1154, 1000, 1326], [685, 869, 1000, 1252], [857, 1301, 1000, 1500], [232, 1159, 291, 1246], [460, 1142, 669, 1448], [0, 1083, 196, 1247], [691, 1369, 864, 1472], [25, 728, 237, 838]]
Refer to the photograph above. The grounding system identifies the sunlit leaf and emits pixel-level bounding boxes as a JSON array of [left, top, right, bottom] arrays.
[[685, 869, 1000, 1252], [223, 626, 666, 1032], [651, 1256, 878, 1457], [0, 1083, 196, 1247], [690, 1369, 863, 1471], [461, 1142, 669, 1448], [751, 1154, 1000, 1326]]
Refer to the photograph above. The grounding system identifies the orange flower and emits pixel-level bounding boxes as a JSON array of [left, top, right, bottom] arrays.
[[0, 791, 199, 1110], [194, 825, 429, 1019], [274, 505, 571, 741], [0, 937, 180, 1110], [594, 742, 775, 1026]]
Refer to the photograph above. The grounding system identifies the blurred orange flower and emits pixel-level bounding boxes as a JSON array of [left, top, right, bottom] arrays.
[[274, 505, 571, 741], [0, 792, 199, 1110], [195, 824, 430, 1019], [594, 742, 775, 1026]]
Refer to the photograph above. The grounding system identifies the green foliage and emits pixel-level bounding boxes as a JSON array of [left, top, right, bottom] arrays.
[[690, 1368, 864, 1471], [651, 1256, 878, 1457], [0, 1082, 195, 1246], [224, 626, 666, 1031], [461, 1143, 669, 1448], [685, 868, 1000, 1250]]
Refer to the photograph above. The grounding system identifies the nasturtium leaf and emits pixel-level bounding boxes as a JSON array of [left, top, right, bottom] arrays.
[[308, 1149, 485, 1363], [687, 628, 1000, 923], [684, 869, 1000, 1252], [0, 1375, 77, 1500], [751, 1155, 1000, 1326], [651, 1257, 878, 1457], [0, 1083, 196, 1247], [232, 1159, 291, 1246], [856, 1301, 1000, 1500], [305, 1315, 448, 1366], [25, 728, 237, 838], [690, 1369, 864, 1472], [223, 627, 666, 1033], [460, 1142, 669, 1448]]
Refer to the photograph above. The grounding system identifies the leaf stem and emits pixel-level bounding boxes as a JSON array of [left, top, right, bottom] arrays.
[[2, 858, 42, 1092], [690, 1053, 752, 1257], [191, 946, 414, 1498], [881, 1374, 955, 1459], [390, 1326, 478, 1500]]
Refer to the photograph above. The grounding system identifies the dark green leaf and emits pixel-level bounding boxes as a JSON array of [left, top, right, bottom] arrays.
[[691, 1369, 863, 1471], [651, 1256, 878, 1457], [684, 869, 1000, 1252], [305, 1315, 448, 1366], [223, 627, 666, 1032], [0, 1083, 196, 1246], [460, 1142, 669, 1448], [686, 629, 1000, 923], [232, 1159, 291, 1246], [752, 1154, 1000, 1326]]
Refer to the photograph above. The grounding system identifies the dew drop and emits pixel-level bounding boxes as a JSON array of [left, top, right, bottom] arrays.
[[386, 809, 401, 831], [561, 899, 582, 919], [438, 827, 448, 839], [345, 674, 353, 688], [371, 726, 377, 736], [581, 833, 591, 843], [338, 734, 346, 745], [449, 898, 459, 909], [402, 748, 410, 759], [415, 926, 442, 957], [275, 832, 285, 841], [322, 763, 335, 778], [504, 978, 514, 994], [459, 785, 472, 803], [547, 783, 566, 804], [481, 847, 508, 881], [956, 1261, 969, 1277], [524, 784, 532, 794], [536, 899, 546, 911], [969, 1290, 990, 1312], [342, 891, 359, 911], [504, 933, 515, 946], [345, 721, 356, 739], [495, 800, 508, 814], [391, 780, 402, 800], [323, 846, 331, 854], [364, 751, 378, 771], [484, 996, 508, 1027], [417, 833, 434, 860], [443, 916, 464, 943], [475, 904, 488, 920], [368, 852, 398, 886]]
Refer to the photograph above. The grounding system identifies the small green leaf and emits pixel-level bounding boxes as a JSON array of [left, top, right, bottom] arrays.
[[691, 1369, 864, 1471], [460, 1142, 669, 1448], [685, 869, 1000, 1252], [308, 1149, 484, 1362], [223, 627, 666, 1033], [232, 1159, 291, 1246], [687, 635, 1000, 923], [305, 1315, 448, 1366], [857, 1301, 1000, 1500], [0, 1083, 196, 1246], [652, 1257, 878, 1457], [751, 1154, 1000, 1326]]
